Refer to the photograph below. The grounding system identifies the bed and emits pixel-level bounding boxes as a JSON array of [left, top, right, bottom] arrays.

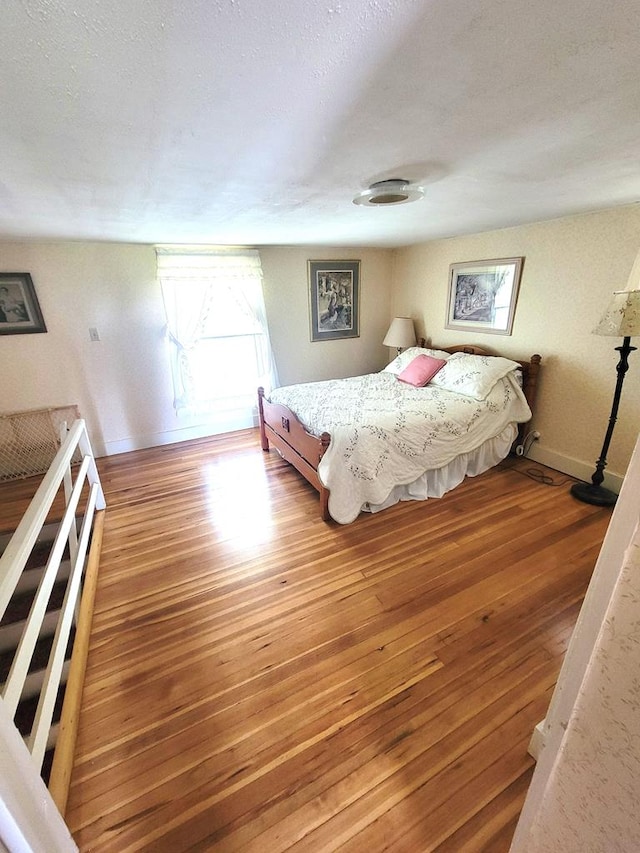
[[258, 344, 541, 524]]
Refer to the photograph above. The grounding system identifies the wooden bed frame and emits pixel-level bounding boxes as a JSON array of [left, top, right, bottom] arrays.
[[258, 344, 542, 522]]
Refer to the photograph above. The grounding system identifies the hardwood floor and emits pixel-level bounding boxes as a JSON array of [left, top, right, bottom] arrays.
[[54, 429, 611, 851]]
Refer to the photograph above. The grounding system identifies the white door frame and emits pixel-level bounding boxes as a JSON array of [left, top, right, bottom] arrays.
[[511, 432, 640, 849]]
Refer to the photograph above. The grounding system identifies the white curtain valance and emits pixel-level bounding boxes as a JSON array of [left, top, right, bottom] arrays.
[[156, 247, 263, 279]]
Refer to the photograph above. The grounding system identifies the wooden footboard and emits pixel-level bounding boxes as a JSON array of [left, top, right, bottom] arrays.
[[258, 387, 332, 521]]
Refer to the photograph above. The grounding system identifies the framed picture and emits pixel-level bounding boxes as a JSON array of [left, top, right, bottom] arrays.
[[0, 273, 47, 335], [445, 257, 524, 335], [308, 260, 360, 341]]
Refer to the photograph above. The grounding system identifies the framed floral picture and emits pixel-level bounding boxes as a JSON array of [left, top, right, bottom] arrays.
[[0, 273, 47, 335], [445, 257, 524, 335], [308, 260, 360, 341]]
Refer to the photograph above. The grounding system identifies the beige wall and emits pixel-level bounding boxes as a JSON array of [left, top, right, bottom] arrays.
[[392, 205, 640, 488], [2, 207, 638, 479], [260, 247, 393, 386], [0, 242, 392, 456], [0, 242, 164, 457]]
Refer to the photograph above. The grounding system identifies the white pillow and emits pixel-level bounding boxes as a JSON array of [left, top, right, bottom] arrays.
[[429, 353, 521, 400], [383, 346, 452, 375]]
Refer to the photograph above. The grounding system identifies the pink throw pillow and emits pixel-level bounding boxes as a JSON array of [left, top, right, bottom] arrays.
[[397, 354, 447, 387]]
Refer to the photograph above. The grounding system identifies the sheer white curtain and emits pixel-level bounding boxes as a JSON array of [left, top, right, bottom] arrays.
[[157, 248, 279, 414]]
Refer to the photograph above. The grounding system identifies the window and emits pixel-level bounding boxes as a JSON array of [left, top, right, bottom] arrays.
[[157, 248, 278, 416]]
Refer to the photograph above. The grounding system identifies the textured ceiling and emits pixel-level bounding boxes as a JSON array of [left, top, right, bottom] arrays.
[[1, 0, 639, 247]]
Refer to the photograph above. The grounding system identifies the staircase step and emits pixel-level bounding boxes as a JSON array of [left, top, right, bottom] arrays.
[[11, 670, 68, 740], [1, 574, 68, 625], [0, 507, 100, 793], [13, 560, 72, 596], [11, 659, 72, 704], [0, 521, 61, 555], [0, 609, 63, 655]]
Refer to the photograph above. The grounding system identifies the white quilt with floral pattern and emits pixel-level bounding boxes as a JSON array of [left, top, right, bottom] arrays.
[[268, 370, 531, 523]]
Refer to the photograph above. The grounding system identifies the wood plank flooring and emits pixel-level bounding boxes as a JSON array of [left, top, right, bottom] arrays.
[[51, 428, 611, 851]]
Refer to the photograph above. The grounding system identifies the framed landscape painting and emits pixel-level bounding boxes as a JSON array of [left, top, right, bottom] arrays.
[[308, 260, 360, 342], [445, 257, 524, 335], [0, 273, 47, 335]]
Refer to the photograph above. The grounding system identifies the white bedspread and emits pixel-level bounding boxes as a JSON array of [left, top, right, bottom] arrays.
[[268, 371, 531, 523]]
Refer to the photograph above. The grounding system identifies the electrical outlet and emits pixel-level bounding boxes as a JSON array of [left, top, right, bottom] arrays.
[[89, 327, 100, 342]]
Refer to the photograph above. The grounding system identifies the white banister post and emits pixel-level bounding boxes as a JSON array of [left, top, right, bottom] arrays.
[[59, 422, 79, 570], [0, 698, 77, 852], [76, 424, 105, 511]]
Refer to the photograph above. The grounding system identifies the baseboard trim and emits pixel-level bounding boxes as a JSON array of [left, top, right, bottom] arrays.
[[102, 425, 626, 493], [526, 445, 623, 494], [102, 414, 259, 456], [528, 719, 546, 760]]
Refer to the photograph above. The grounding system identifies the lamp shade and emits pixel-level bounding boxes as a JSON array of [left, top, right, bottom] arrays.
[[383, 317, 416, 349], [593, 289, 640, 337]]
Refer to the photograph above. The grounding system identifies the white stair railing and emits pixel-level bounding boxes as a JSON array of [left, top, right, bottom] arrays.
[[0, 418, 105, 853]]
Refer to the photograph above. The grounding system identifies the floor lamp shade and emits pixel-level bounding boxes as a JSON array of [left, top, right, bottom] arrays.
[[571, 287, 640, 506], [383, 317, 416, 354], [593, 289, 640, 337]]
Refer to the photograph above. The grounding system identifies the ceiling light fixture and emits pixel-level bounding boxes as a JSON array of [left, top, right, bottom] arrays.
[[353, 178, 424, 207]]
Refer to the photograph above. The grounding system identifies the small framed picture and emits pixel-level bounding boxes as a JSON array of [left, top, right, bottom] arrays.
[[0, 273, 47, 335], [308, 260, 360, 342], [445, 257, 524, 335]]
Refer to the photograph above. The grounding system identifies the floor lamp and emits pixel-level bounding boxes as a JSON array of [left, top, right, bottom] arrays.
[[571, 287, 640, 506]]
